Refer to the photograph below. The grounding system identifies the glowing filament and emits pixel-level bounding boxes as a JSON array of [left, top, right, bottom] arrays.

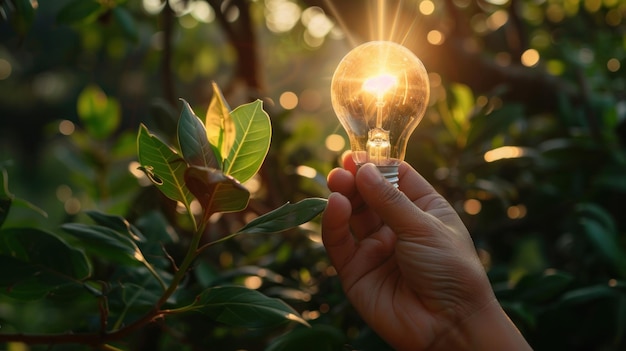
[[362, 74, 397, 97], [366, 128, 390, 164]]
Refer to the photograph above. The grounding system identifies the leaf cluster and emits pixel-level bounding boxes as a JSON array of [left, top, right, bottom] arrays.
[[0, 86, 329, 350]]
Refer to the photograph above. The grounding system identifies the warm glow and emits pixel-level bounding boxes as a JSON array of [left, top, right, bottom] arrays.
[[484, 146, 527, 162], [507, 204, 527, 219], [243, 174, 262, 194], [419, 0, 435, 15], [266, 0, 301, 33], [362, 74, 397, 96], [521, 49, 540, 67], [190, 0, 214, 22], [302, 6, 333, 38], [325, 134, 346, 152], [607, 58, 621, 72], [279, 91, 298, 109], [296, 165, 317, 179], [427, 30, 445, 45], [486, 10, 508, 31], [190, 199, 203, 216], [243, 276, 263, 289], [464, 199, 482, 215], [484, 0, 509, 4], [58, 120, 75, 135]]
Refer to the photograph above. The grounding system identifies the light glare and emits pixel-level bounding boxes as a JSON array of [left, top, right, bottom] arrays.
[[362, 74, 397, 95], [280, 91, 298, 109], [521, 49, 540, 67], [484, 146, 527, 162], [325, 134, 345, 152]]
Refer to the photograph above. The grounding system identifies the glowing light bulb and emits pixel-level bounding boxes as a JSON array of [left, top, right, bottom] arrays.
[[331, 41, 430, 185]]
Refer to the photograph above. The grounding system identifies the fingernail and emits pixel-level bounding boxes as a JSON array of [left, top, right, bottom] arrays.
[[358, 163, 385, 186]]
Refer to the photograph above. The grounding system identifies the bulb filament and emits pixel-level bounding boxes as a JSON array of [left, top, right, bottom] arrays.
[[366, 128, 391, 164]]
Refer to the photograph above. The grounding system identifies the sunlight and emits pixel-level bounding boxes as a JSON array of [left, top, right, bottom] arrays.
[[265, 0, 301, 33], [607, 58, 621, 72], [279, 91, 298, 110], [362, 74, 397, 96], [325, 134, 346, 152], [323, 0, 428, 50], [296, 165, 317, 179], [419, 0, 435, 15], [484, 146, 527, 162], [463, 199, 481, 215], [58, 120, 75, 135], [521, 49, 540, 67], [426, 30, 444, 45], [243, 276, 263, 289]]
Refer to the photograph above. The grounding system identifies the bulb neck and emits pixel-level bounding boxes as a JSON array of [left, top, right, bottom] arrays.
[[358, 164, 399, 188]]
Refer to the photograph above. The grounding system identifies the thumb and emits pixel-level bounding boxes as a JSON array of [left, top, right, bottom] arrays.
[[355, 163, 444, 238]]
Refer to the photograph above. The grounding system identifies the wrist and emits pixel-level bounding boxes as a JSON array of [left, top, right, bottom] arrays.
[[429, 298, 532, 351]]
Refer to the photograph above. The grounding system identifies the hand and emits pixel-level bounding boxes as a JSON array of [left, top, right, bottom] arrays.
[[322, 154, 531, 351]]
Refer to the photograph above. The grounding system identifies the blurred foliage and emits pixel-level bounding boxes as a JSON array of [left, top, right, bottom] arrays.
[[1, 0, 626, 350]]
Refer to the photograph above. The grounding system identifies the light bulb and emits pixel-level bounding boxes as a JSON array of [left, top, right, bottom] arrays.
[[331, 41, 430, 185]]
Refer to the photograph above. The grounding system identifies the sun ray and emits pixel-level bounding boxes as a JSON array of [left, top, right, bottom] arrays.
[[322, 0, 360, 48], [399, 2, 422, 46], [326, 0, 426, 50], [377, 0, 386, 41]]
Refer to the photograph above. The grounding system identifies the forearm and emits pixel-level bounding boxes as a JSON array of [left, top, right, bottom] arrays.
[[428, 298, 532, 351]]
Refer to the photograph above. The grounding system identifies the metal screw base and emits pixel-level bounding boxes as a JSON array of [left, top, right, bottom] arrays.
[[358, 164, 399, 188]]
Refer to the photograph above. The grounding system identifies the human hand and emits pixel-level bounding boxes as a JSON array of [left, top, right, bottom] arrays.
[[322, 154, 530, 351]]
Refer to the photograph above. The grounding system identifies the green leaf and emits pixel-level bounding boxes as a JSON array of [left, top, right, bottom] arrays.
[[85, 210, 145, 242], [193, 286, 309, 328], [0, 168, 13, 228], [205, 82, 235, 165], [0, 168, 47, 229], [449, 83, 473, 132], [223, 100, 271, 183], [184, 166, 249, 219], [236, 198, 327, 235], [559, 285, 617, 306], [77, 84, 121, 140], [266, 325, 346, 351], [579, 217, 626, 278], [112, 6, 138, 42], [61, 223, 146, 266], [12, 0, 36, 36], [177, 99, 219, 169], [515, 271, 574, 303], [0, 227, 91, 300], [57, 0, 102, 25], [466, 104, 524, 149], [137, 124, 194, 211], [577, 202, 618, 234]]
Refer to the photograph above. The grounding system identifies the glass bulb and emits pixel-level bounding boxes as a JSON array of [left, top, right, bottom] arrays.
[[331, 41, 430, 185]]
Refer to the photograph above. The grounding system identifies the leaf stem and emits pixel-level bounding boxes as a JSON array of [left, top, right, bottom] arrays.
[[155, 215, 207, 307], [196, 232, 239, 254]]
